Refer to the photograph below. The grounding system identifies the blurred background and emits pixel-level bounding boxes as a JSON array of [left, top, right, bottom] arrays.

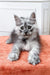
[[0, 0, 50, 35]]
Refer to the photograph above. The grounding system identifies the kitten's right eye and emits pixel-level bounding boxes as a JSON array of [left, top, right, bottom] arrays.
[[21, 26, 24, 30], [28, 26, 31, 29]]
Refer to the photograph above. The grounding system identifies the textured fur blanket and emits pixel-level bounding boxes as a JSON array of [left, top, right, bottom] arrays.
[[0, 36, 50, 75]]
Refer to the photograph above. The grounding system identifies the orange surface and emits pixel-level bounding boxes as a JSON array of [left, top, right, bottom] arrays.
[[0, 35, 50, 75]]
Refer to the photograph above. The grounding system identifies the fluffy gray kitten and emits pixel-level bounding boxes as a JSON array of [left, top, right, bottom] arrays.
[[6, 12, 41, 65]]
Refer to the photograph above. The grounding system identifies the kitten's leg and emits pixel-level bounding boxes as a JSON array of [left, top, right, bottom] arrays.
[[6, 30, 17, 44], [28, 42, 40, 65], [8, 43, 20, 61], [6, 37, 13, 44]]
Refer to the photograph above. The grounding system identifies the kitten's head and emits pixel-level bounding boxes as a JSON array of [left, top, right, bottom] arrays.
[[14, 12, 36, 38]]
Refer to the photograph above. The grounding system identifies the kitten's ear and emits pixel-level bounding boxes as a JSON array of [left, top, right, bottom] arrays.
[[30, 12, 36, 24], [14, 15, 21, 25], [30, 12, 36, 19]]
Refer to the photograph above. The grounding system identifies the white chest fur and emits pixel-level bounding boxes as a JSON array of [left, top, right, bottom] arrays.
[[22, 41, 31, 51]]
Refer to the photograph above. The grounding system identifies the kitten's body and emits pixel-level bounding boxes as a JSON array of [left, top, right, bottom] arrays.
[[6, 12, 41, 65]]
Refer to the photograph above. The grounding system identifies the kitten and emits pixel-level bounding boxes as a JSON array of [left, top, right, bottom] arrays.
[[6, 12, 41, 65]]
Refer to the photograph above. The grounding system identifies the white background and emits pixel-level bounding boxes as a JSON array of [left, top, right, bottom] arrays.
[[0, 0, 49, 1], [0, 1, 50, 35]]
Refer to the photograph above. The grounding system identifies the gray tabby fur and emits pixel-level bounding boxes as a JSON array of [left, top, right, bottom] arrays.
[[6, 12, 41, 65]]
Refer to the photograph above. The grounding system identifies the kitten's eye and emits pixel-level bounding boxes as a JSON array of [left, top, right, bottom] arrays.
[[28, 26, 31, 29], [21, 26, 24, 30]]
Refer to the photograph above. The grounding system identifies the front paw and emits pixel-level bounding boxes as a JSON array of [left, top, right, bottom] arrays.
[[8, 52, 19, 61], [28, 55, 40, 65], [6, 39, 12, 44]]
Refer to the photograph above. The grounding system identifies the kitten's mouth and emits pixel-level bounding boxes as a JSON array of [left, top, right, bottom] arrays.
[[24, 34, 31, 37]]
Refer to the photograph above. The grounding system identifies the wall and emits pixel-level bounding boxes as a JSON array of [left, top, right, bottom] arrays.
[[0, 2, 42, 36], [0, 0, 49, 1], [42, 2, 50, 35]]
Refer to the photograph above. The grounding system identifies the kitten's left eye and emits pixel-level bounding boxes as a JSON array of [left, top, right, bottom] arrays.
[[28, 26, 31, 29]]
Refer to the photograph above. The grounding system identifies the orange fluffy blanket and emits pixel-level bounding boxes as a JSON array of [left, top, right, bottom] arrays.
[[0, 36, 50, 75]]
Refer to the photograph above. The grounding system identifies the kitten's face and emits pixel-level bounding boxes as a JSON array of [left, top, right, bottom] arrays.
[[14, 12, 36, 37]]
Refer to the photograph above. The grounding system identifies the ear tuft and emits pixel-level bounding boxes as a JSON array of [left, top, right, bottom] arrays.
[[14, 15, 21, 25], [30, 12, 36, 19], [14, 15, 16, 18], [14, 15, 19, 21]]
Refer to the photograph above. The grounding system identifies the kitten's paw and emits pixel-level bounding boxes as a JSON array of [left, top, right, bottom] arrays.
[[6, 39, 12, 44], [8, 52, 19, 61], [28, 55, 40, 65]]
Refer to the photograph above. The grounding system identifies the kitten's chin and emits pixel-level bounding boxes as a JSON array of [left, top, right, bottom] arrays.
[[24, 36, 29, 38], [24, 34, 31, 38]]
